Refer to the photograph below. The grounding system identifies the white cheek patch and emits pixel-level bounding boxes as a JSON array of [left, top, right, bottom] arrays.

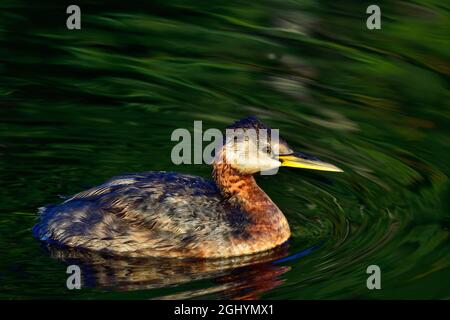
[[219, 127, 284, 175], [258, 157, 281, 175], [223, 141, 281, 174]]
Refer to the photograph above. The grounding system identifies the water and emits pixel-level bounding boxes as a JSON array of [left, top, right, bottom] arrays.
[[0, 0, 449, 299]]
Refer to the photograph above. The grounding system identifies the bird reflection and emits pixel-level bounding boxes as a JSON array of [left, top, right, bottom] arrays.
[[45, 244, 291, 299]]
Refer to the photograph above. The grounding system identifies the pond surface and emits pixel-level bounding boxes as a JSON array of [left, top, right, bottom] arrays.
[[0, 0, 449, 299]]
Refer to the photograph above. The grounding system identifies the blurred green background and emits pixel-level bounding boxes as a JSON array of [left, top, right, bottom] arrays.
[[0, 0, 449, 299]]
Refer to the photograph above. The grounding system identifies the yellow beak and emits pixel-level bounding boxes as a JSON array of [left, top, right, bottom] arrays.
[[279, 152, 343, 172]]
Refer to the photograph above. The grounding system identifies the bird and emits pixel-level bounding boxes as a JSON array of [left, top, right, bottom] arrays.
[[33, 116, 342, 259]]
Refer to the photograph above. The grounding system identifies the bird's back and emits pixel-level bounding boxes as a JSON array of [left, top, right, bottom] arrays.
[[34, 171, 251, 258]]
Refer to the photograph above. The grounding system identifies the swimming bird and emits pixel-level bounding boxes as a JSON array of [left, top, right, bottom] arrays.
[[33, 117, 342, 258]]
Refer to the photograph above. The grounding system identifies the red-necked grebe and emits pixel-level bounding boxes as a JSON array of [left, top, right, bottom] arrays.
[[33, 117, 342, 258]]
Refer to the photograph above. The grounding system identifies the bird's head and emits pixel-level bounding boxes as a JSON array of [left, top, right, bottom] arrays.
[[215, 116, 343, 175]]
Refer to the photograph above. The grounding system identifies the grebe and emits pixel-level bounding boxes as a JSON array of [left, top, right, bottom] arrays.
[[33, 117, 342, 258]]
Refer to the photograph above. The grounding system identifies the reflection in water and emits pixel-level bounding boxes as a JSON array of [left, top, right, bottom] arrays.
[[46, 244, 292, 299]]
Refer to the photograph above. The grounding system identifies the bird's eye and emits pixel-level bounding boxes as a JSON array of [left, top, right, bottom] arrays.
[[263, 145, 272, 154]]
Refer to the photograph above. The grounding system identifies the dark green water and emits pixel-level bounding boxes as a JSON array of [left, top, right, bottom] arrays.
[[0, 0, 449, 299]]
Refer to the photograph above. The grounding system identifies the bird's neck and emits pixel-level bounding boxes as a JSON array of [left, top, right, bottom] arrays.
[[212, 162, 290, 236]]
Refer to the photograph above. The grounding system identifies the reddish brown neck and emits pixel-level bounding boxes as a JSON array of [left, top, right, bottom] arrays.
[[212, 159, 291, 252], [212, 163, 285, 225]]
